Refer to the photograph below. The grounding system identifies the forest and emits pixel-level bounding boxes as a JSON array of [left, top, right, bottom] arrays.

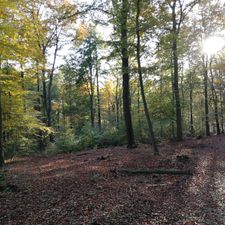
[[0, 0, 225, 224]]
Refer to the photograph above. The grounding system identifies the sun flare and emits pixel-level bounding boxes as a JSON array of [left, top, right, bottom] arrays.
[[202, 36, 225, 56]]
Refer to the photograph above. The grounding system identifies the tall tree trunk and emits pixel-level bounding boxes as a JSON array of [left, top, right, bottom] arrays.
[[136, 0, 158, 155], [180, 60, 185, 119], [62, 89, 66, 128], [137, 81, 141, 130], [119, 90, 123, 122], [42, 70, 48, 121], [96, 63, 101, 132], [121, 0, 135, 148], [89, 66, 95, 128], [189, 83, 194, 135], [36, 72, 41, 112], [203, 55, 210, 136], [41, 45, 48, 124], [36, 66, 44, 151], [170, 55, 176, 140], [171, 1, 183, 141], [115, 77, 120, 128], [0, 87, 4, 167], [47, 35, 59, 128], [159, 73, 163, 138], [209, 64, 220, 135]]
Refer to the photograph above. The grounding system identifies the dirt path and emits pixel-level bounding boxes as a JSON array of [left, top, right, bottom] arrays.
[[152, 135, 225, 225], [174, 136, 225, 225], [1, 135, 225, 225]]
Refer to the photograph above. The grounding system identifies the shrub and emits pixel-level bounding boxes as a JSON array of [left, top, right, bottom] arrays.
[[49, 128, 78, 153], [99, 126, 126, 147], [46, 124, 126, 155]]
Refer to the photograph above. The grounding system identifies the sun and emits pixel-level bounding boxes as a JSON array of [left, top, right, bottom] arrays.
[[202, 36, 225, 56]]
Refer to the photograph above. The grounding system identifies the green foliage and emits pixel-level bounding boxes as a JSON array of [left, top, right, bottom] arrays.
[[47, 126, 98, 154], [46, 124, 127, 155], [47, 128, 77, 154], [4, 136, 34, 161], [99, 126, 126, 147], [1, 0, 225, 159]]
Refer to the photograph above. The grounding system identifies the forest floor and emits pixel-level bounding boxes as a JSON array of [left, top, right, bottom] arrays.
[[1, 134, 225, 225]]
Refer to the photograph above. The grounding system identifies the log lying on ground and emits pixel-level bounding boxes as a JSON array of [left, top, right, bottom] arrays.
[[117, 168, 192, 175]]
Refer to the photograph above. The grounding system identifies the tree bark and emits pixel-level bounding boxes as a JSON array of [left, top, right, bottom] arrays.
[[47, 34, 59, 128], [121, 0, 136, 148], [170, 54, 176, 140], [36, 70, 41, 112], [136, 0, 159, 155], [89, 65, 95, 128], [203, 55, 210, 136], [209, 64, 220, 135], [42, 70, 48, 123], [189, 84, 194, 135], [96, 63, 101, 132], [115, 77, 119, 128], [137, 81, 141, 130], [171, 1, 183, 141]]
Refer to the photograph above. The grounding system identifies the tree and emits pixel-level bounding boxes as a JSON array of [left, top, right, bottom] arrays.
[[0, 0, 51, 165], [28, 0, 77, 129], [77, 31, 98, 128], [120, 0, 136, 148], [135, 0, 159, 154], [166, 0, 198, 140]]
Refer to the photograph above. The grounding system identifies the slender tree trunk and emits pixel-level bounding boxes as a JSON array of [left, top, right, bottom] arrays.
[[171, 2, 183, 141], [119, 90, 123, 122], [115, 77, 120, 128], [209, 65, 220, 135], [62, 89, 66, 128], [36, 66, 44, 151], [0, 87, 4, 167], [189, 84, 194, 135], [36, 72, 41, 112], [47, 35, 59, 128], [42, 70, 48, 122], [89, 66, 95, 128], [90, 92, 95, 128], [159, 73, 163, 138], [170, 55, 176, 140], [137, 81, 141, 130], [121, 0, 135, 148], [214, 93, 220, 135], [180, 60, 185, 118], [136, 0, 158, 155], [203, 55, 210, 136], [96, 64, 101, 132]]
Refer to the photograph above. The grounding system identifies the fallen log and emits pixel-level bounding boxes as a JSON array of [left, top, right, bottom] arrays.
[[117, 168, 192, 175]]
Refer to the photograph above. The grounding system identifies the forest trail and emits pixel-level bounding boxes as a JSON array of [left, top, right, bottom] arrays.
[[1, 135, 225, 225], [152, 135, 225, 225], [174, 135, 225, 225]]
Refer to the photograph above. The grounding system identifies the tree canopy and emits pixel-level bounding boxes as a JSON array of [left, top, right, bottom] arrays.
[[0, 0, 225, 165]]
